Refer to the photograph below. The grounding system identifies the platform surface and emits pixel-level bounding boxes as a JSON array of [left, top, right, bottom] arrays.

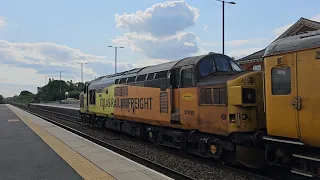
[[6, 104, 172, 180], [0, 104, 83, 180]]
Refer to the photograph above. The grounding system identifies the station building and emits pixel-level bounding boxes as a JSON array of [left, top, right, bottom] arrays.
[[237, 17, 320, 71]]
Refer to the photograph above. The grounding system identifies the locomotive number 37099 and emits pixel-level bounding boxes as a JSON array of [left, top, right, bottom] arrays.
[[184, 110, 195, 115]]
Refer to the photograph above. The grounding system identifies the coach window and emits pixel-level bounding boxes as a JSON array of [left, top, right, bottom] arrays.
[[271, 67, 291, 95], [181, 68, 193, 87]]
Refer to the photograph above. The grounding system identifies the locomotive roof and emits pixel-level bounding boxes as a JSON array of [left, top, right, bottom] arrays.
[[264, 29, 320, 57], [137, 60, 180, 75], [88, 52, 220, 89]]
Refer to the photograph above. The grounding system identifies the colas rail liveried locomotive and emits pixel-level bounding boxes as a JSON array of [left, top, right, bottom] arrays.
[[79, 30, 320, 178]]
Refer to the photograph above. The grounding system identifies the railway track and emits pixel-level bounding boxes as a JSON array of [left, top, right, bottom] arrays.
[[12, 103, 301, 180]]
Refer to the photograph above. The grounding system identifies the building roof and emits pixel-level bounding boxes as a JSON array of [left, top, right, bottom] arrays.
[[237, 17, 320, 64]]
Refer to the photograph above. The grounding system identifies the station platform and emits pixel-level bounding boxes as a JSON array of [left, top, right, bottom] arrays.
[[2, 104, 172, 180]]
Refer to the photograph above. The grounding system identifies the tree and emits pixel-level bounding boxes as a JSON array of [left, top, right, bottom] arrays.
[[0, 95, 4, 104]]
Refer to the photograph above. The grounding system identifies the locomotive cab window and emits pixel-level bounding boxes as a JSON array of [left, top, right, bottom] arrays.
[[89, 89, 96, 104], [199, 57, 216, 76], [230, 60, 242, 71], [271, 67, 291, 95], [181, 68, 193, 87], [214, 56, 232, 72]]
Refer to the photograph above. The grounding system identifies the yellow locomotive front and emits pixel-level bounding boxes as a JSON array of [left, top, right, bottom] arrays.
[[227, 71, 266, 136]]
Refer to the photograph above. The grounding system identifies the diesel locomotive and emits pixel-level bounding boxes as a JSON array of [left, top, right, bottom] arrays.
[[79, 30, 320, 178]]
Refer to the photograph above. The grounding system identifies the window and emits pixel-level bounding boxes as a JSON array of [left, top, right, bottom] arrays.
[[252, 65, 262, 71], [170, 68, 181, 88], [214, 56, 232, 72], [181, 68, 193, 87], [119, 78, 127, 84], [213, 87, 226, 105], [147, 73, 155, 80], [199, 88, 212, 105], [199, 57, 216, 76], [89, 90, 96, 104], [271, 67, 291, 95], [155, 71, 168, 79], [230, 61, 242, 71], [127, 76, 136, 83], [136, 75, 147, 82]]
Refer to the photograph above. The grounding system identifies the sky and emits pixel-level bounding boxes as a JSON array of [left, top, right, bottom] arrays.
[[0, 0, 319, 97]]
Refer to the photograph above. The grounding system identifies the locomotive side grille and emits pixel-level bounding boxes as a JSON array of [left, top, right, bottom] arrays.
[[219, 87, 226, 104], [121, 86, 128, 96], [115, 87, 121, 96], [160, 92, 168, 113], [199, 88, 206, 104], [121, 98, 129, 108], [199, 88, 212, 105], [213, 87, 226, 105]]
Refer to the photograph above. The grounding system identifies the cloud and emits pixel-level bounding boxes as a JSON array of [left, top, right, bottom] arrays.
[[113, 32, 199, 60], [273, 24, 293, 36], [202, 37, 269, 48], [0, 83, 37, 98], [204, 25, 208, 31], [311, 13, 320, 22], [0, 40, 128, 79], [0, 40, 173, 96], [115, 1, 199, 37], [113, 1, 201, 60], [0, 16, 6, 29], [201, 42, 218, 47], [226, 38, 268, 47], [273, 13, 320, 36], [228, 48, 263, 59]]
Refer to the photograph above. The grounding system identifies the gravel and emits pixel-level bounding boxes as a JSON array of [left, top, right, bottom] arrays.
[[27, 105, 257, 180]]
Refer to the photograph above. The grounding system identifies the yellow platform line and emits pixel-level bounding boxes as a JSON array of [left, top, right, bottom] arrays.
[[7, 105, 115, 180]]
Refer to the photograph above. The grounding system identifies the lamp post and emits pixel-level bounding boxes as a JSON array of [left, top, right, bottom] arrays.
[[77, 62, 87, 83], [217, 0, 236, 55], [108, 46, 124, 74], [57, 71, 64, 92]]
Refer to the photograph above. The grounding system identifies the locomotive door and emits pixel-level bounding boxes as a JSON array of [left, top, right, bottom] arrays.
[[170, 67, 181, 124], [265, 53, 300, 139], [296, 48, 320, 147]]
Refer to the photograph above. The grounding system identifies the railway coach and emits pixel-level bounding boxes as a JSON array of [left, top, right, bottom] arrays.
[[79, 52, 266, 165]]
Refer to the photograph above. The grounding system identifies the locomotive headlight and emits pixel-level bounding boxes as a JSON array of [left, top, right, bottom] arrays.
[[242, 114, 248, 120], [242, 88, 256, 104]]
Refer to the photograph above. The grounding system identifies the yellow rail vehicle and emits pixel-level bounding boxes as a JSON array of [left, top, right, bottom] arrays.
[[80, 53, 266, 163], [262, 30, 320, 177]]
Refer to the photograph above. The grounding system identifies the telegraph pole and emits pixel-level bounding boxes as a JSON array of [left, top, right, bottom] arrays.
[[77, 62, 87, 83]]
